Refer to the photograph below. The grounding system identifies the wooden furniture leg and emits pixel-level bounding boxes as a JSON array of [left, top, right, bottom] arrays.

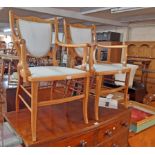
[[1, 60, 5, 80], [31, 81, 39, 141], [15, 75, 23, 112], [83, 76, 89, 124], [50, 81, 56, 99], [94, 75, 102, 121], [8, 61, 11, 85], [124, 71, 130, 107]]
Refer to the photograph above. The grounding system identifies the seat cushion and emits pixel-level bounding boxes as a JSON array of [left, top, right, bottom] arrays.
[[29, 66, 86, 79], [76, 63, 127, 72], [76, 63, 138, 88]]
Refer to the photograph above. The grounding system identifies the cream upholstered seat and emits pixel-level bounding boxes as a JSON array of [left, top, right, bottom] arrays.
[[76, 63, 127, 72], [63, 19, 132, 121], [9, 11, 89, 142], [76, 63, 138, 88], [29, 66, 85, 79]]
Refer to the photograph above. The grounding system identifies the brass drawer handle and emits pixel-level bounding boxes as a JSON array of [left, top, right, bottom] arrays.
[[80, 140, 87, 147], [121, 121, 128, 127], [105, 130, 113, 137]]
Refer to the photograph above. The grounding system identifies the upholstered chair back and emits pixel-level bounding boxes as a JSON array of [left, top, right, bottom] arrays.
[[70, 26, 92, 57], [18, 19, 52, 58]]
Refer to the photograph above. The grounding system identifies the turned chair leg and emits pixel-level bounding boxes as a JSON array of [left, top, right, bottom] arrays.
[[8, 61, 11, 85], [50, 81, 56, 100], [124, 71, 130, 107], [1, 60, 5, 80], [15, 75, 23, 112], [31, 82, 39, 141], [94, 76, 102, 121], [83, 76, 89, 124]]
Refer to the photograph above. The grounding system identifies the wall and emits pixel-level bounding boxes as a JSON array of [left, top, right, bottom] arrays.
[[97, 23, 155, 42], [128, 25, 155, 41]]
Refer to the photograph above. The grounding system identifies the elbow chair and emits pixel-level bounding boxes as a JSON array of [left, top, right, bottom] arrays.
[[63, 18, 138, 120], [9, 11, 89, 141]]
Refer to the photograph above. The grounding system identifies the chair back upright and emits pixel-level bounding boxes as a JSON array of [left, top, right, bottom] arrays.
[[9, 11, 58, 82], [63, 19, 96, 68]]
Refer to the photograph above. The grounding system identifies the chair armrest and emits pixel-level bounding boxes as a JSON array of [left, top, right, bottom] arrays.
[[96, 44, 128, 66], [56, 41, 89, 48], [97, 44, 127, 49]]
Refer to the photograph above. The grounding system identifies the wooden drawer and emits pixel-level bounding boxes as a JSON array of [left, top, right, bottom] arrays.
[[97, 128, 129, 147], [40, 130, 97, 147], [97, 112, 130, 143]]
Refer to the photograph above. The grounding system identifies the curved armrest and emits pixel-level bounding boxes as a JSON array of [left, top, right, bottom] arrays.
[[56, 41, 89, 48], [97, 44, 127, 49]]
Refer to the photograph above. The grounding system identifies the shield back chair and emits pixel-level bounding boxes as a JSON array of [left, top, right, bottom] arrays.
[[63, 19, 138, 121], [9, 11, 89, 141]]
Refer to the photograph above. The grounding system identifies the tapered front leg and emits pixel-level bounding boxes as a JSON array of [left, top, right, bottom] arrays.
[[124, 70, 130, 107], [83, 76, 90, 124], [31, 81, 39, 141], [94, 75, 102, 121], [15, 75, 23, 112]]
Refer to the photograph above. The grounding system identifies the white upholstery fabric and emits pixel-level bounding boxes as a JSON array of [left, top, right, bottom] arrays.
[[52, 32, 64, 44], [76, 63, 127, 72], [76, 63, 138, 87], [114, 63, 138, 88], [29, 66, 85, 78], [18, 20, 52, 57], [70, 26, 92, 57]]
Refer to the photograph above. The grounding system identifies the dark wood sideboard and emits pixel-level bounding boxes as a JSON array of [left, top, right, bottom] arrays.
[[4, 88, 131, 147]]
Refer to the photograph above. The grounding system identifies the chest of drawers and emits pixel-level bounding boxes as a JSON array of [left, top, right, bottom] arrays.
[[4, 96, 130, 147]]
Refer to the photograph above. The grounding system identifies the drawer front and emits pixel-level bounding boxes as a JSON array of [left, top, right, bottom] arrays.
[[97, 128, 129, 147], [42, 130, 96, 147], [97, 112, 130, 143]]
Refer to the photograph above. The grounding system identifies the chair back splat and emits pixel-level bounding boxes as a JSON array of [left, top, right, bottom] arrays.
[[63, 18, 96, 68]]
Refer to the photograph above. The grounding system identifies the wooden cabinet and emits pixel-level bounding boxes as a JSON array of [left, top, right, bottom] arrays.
[[4, 93, 131, 147], [97, 41, 122, 63], [126, 41, 155, 94]]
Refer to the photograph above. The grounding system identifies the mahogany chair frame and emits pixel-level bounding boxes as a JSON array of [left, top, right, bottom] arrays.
[[9, 11, 89, 141], [63, 18, 131, 120]]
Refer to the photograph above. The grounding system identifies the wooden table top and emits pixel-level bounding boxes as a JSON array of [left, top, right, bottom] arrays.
[[4, 96, 128, 146]]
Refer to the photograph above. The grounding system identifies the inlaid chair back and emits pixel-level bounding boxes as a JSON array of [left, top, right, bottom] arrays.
[[18, 19, 52, 58], [64, 19, 96, 58], [9, 11, 57, 82]]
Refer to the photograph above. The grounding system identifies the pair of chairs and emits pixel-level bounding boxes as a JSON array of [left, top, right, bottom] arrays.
[[9, 11, 131, 141]]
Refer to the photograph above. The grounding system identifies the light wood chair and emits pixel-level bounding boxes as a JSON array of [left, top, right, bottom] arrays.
[[63, 19, 133, 121], [9, 11, 89, 141]]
